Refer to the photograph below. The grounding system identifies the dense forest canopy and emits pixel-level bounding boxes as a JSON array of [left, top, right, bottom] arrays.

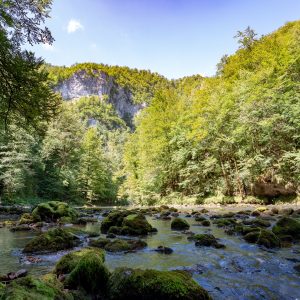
[[0, 12, 299, 205]]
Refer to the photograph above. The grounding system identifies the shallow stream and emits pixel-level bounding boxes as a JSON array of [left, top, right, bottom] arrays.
[[0, 209, 300, 299]]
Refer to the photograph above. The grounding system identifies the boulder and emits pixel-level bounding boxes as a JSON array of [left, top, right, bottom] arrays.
[[89, 238, 147, 252], [201, 220, 211, 227], [171, 218, 190, 230], [272, 217, 300, 240], [54, 248, 105, 276], [122, 214, 154, 235], [101, 211, 155, 236], [244, 229, 280, 248], [31, 201, 78, 223], [188, 234, 225, 249], [23, 228, 79, 253], [108, 268, 211, 300], [0, 276, 70, 300], [65, 251, 110, 295]]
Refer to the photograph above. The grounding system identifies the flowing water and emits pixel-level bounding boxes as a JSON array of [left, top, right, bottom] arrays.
[[0, 210, 300, 299]]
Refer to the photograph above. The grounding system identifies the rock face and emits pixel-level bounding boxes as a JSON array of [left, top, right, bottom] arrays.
[[55, 70, 146, 121]]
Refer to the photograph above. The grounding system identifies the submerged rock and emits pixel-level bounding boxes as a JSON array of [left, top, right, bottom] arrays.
[[108, 268, 211, 300], [171, 217, 190, 230], [154, 246, 173, 254], [23, 228, 79, 254]]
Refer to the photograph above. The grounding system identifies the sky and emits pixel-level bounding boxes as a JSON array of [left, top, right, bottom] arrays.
[[27, 0, 300, 79]]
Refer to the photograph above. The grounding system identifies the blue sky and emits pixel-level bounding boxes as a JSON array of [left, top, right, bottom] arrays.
[[28, 0, 300, 79]]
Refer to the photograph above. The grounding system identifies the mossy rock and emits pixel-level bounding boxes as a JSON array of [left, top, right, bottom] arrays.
[[244, 229, 280, 248], [121, 214, 154, 235], [19, 213, 35, 225], [54, 248, 105, 276], [101, 211, 155, 236], [31, 201, 78, 223], [65, 251, 110, 295], [201, 220, 211, 227], [10, 224, 34, 232], [23, 228, 79, 254], [108, 268, 211, 300], [195, 216, 206, 222], [272, 217, 300, 240], [107, 226, 123, 235], [242, 218, 271, 228], [188, 234, 225, 248], [89, 238, 147, 252], [213, 218, 236, 228], [0, 276, 71, 300], [100, 210, 131, 233], [171, 218, 190, 230]]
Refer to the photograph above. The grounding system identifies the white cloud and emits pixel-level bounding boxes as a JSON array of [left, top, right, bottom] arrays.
[[67, 19, 84, 33], [42, 43, 55, 51]]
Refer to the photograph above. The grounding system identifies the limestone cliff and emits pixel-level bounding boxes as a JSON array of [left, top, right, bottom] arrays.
[[54, 70, 146, 121]]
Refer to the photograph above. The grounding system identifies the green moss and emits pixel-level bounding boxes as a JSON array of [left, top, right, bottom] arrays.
[[107, 226, 123, 235], [188, 234, 225, 248], [213, 218, 236, 227], [244, 229, 281, 248], [171, 218, 190, 230], [23, 228, 79, 253], [66, 251, 110, 295], [89, 238, 147, 252], [0, 276, 72, 300], [272, 217, 300, 240], [19, 213, 35, 225], [101, 211, 154, 236], [108, 268, 211, 300], [100, 210, 130, 233], [195, 216, 206, 222], [243, 218, 271, 228], [201, 220, 211, 226], [121, 214, 153, 235], [31, 201, 78, 223], [54, 248, 105, 276]]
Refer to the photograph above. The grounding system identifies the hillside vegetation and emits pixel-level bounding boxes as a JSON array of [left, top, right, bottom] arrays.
[[0, 20, 299, 206], [121, 21, 300, 205]]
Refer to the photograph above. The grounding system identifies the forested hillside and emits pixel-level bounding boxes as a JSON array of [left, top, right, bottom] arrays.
[[0, 20, 299, 206], [121, 21, 300, 205]]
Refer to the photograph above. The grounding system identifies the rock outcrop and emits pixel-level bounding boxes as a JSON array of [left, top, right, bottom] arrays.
[[55, 70, 146, 121]]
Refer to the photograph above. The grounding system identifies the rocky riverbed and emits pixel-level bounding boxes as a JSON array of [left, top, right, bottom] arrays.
[[0, 202, 299, 299]]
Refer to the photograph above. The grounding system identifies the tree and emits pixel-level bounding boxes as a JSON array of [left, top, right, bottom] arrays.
[[0, 31, 60, 130], [0, 0, 58, 130], [0, 0, 54, 48], [234, 26, 257, 49], [78, 128, 116, 203]]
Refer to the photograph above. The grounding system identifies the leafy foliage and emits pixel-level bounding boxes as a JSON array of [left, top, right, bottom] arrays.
[[122, 21, 300, 204]]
